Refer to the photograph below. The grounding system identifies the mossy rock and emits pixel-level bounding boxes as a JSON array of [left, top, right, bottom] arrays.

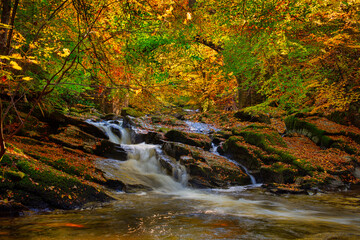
[[260, 163, 298, 184], [102, 113, 121, 120], [4, 170, 26, 181], [5, 159, 112, 209], [232, 126, 287, 148], [222, 136, 262, 170], [234, 110, 271, 124], [165, 129, 212, 150], [285, 116, 334, 147], [121, 107, 144, 118]]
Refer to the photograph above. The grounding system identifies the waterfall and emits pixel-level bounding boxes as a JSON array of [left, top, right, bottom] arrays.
[[211, 143, 257, 185], [86, 119, 131, 144], [87, 119, 188, 192]]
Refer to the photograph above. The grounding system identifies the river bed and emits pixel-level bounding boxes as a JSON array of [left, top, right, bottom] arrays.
[[1, 186, 359, 240]]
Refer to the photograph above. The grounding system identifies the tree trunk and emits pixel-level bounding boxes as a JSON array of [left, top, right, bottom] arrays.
[[0, 0, 11, 54], [5, 0, 19, 55], [0, 100, 6, 161]]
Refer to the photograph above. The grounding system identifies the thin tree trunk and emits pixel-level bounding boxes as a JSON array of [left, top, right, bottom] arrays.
[[5, 0, 19, 55], [0, 99, 6, 161], [0, 0, 11, 54]]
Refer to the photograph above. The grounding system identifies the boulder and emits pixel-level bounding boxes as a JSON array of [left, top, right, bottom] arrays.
[[45, 111, 108, 139], [49, 125, 99, 153], [95, 159, 152, 192], [94, 140, 127, 161], [163, 142, 250, 188], [0, 200, 29, 217], [165, 129, 212, 150], [234, 110, 271, 124], [121, 107, 145, 118]]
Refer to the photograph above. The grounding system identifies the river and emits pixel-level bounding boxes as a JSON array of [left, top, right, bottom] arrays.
[[1, 120, 359, 239]]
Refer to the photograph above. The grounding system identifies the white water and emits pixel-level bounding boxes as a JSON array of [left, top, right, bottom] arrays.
[[211, 143, 258, 185], [86, 119, 131, 144], [88, 119, 188, 192]]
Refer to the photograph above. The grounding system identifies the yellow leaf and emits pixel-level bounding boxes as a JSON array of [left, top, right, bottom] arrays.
[[10, 61, 22, 70], [22, 76, 33, 81], [187, 12, 192, 20], [0, 55, 10, 60], [68, 195, 72, 199], [11, 53, 22, 59]]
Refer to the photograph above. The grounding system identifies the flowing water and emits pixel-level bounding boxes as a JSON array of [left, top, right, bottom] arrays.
[[1, 120, 360, 239]]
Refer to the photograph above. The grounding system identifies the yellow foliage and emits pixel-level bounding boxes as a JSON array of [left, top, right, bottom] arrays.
[[9, 61, 22, 70]]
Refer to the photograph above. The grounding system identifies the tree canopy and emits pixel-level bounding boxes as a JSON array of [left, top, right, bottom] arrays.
[[1, 0, 360, 158]]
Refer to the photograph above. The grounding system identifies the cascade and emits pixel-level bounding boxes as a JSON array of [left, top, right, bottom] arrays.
[[87, 119, 188, 192], [211, 143, 258, 185]]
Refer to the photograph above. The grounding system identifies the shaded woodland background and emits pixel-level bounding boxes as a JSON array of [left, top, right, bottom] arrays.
[[1, 0, 360, 157]]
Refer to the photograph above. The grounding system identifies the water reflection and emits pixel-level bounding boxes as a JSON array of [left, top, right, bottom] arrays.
[[1, 187, 359, 240]]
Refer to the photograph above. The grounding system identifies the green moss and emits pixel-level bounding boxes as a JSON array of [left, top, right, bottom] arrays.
[[158, 127, 170, 133], [1, 154, 13, 166], [5, 170, 26, 181], [244, 124, 269, 130], [121, 107, 144, 118], [234, 109, 271, 124], [292, 159, 316, 174], [285, 116, 334, 147]]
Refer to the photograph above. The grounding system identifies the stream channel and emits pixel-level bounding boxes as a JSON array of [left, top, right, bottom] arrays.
[[1, 120, 360, 239]]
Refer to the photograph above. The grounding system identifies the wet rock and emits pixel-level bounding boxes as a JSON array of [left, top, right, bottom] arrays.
[[264, 184, 308, 195], [145, 131, 166, 145], [95, 159, 153, 193], [0, 200, 29, 217], [165, 129, 212, 150], [222, 136, 262, 170], [94, 140, 127, 160], [151, 115, 186, 126], [162, 142, 250, 188], [110, 126, 122, 139]]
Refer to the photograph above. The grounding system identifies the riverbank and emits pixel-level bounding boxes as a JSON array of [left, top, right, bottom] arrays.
[[1, 108, 360, 215]]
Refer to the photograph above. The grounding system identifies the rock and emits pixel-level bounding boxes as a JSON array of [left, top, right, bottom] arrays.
[[0, 200, 29, 217], [165, 129, 212, 150], [95, 159, 154, 192], [49, 125, 99, 153], [162, 142, 250, 188], [145, 131, 166, 144], [11, 159, 112, 210], [102, 113, 121, 120], [94, 140, 127, 161], [121, 107, 145, 118], [45, 111, 108, 139], [150, 115, 187, 126], [110, 126, 122, 139], [222, 126, 300, 185], [234, 110, 271, 124], [285, 116, 334, 147], [222, 136, 262, 170]]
